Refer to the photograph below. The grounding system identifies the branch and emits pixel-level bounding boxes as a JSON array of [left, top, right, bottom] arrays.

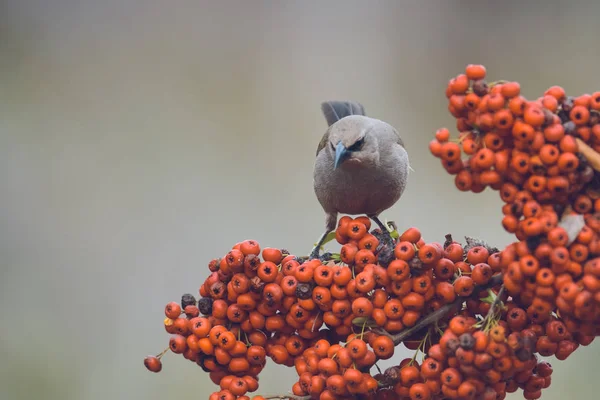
[[576, 138, 600, 172], [375, 273, 504, 345], [262, 395, 311, 400]]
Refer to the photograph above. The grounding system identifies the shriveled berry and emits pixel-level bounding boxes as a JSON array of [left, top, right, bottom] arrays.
[[563, 120, 576, 135], [446, 338, 459, 356], [459, 333, 475, 350], [472, 80, 489, 96], [210, 281, 226, 299], [181, 293, 197, 309], [249, 276, 265, 293], [516, 347, 532, 361], [198, 297, 214, 315], [296, 283, 313, 300], [383, 366, 400, 384]]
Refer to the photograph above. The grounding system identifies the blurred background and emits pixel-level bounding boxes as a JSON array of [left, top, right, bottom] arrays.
[[1, 1, 599, 399]]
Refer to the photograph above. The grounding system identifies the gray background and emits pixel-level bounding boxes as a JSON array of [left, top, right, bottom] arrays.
[[1, 1, 598, 399]]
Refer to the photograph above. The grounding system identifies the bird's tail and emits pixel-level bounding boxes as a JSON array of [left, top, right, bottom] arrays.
[[321, 101, 366, 126]]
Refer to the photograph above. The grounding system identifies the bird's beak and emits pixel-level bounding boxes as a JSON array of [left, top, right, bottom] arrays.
[[334, 142, 349, 169]]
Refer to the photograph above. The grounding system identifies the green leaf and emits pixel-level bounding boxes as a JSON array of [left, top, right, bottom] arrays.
[[383, 219, 399, 239], [315, 231, 337, 249], [351, 317, 379, 328], [352, 317, 368, 326], [480, 288, 497, 304]]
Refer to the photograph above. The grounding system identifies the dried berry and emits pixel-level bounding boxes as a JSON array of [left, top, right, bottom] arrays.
[[181, 293, 196, 309], [459, 333, 475, 350], [197, 297, 213, 316], [249, 276, 265, 293], [472, 79, 489, 96], [295, 282, 312, 299]]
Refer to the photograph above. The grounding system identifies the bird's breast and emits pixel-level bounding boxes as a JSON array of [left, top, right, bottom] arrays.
[[314, 157, 407, 216]]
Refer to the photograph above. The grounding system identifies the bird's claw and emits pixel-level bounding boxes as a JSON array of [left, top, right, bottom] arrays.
[[308, 247, 321, 260]]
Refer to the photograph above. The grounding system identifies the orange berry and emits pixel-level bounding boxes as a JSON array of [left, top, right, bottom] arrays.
[[240, 240, 260, 256], [261, 247, 283, 264], [346, 221, 368, 240], [465, 64, 486, 80], [524, 105, 546, 127], [501, 81, 521, 98], [570, 105, 590, 125], [454, 276, 474, 297]]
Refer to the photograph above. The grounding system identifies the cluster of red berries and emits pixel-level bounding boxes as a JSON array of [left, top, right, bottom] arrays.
[[431, 65, 600, 332], [145, 212, 581, 399], [431, 64, 598, 207], [426, 64, 600, 398]]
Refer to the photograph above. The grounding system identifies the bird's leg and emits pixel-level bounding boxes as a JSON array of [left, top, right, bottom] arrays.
[[370, 215, 395, 266], [309, 230, 331, 260], [309, 212, 338, 260]]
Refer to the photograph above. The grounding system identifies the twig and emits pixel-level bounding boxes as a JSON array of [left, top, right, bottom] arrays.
[[374, 273, 504, 345], [487, 285, 505, 319], [576, 138, 600, 172], [262, 395, 311, 400]]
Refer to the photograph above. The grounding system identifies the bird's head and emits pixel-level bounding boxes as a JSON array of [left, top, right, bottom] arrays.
[[328, 116, 379, 169]]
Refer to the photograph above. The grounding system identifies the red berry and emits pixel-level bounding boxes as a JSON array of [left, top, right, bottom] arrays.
[[164, 302, 181, 319], [144, 356, 162, 373]]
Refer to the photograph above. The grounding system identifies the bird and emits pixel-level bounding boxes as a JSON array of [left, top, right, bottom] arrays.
[[310, 100, 410, 261]]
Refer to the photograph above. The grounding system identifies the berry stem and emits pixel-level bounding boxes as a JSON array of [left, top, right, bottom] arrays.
[[311, 311, 321, 332], [486, 285, 505, 320], [375, 363, 383, 375], [476, 285, 505, 332], [408, 328, 430, 365], [156, 347, 170, 359], [358, 318, 368, 339]]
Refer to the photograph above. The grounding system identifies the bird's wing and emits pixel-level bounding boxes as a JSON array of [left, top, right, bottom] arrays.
[[317, 101, 366, 155], [392, 128, 405, 148], [316, 130, 330, 156]]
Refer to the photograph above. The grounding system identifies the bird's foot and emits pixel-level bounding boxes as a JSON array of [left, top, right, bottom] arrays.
[[308, 247, 321, 260], [309, 230, 332, 261]]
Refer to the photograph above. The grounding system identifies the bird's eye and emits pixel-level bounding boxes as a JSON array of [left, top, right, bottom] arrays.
[[348, 137, 365, 152]]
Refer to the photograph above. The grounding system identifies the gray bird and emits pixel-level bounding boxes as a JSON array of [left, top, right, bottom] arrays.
[[310, 101, 410, 260]]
